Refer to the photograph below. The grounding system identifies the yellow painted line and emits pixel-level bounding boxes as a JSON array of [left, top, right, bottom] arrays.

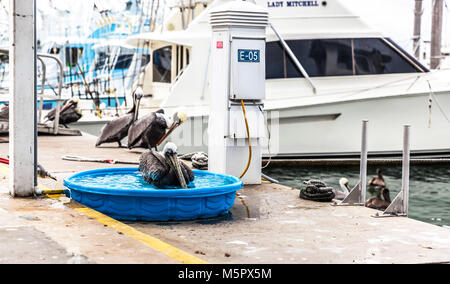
[[73, 207, 208, 264], [0, 163, 207, 264]]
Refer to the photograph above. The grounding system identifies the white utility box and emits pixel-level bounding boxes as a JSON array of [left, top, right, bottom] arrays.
[[208, 1, 269, 185]]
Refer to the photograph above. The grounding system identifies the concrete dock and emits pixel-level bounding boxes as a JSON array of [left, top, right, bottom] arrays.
[[0, 133, 450, 264]]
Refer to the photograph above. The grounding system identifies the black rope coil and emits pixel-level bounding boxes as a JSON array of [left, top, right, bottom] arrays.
[[300, 180, 335, 202]]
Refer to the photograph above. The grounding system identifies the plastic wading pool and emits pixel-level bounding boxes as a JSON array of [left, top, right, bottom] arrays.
[[63, 168, 243, 221]]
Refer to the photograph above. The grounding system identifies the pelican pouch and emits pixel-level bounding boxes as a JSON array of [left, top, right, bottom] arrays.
[[300, 183, 335, 203]]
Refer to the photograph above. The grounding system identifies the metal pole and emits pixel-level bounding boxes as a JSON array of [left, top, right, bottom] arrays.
[[269, 23, 317, 94], [431, 0, 443, 69], [402, 125, 411, 216], [9, 0, 37, 196], [360, 120, 368, 204], [413, 0, 423, 60]]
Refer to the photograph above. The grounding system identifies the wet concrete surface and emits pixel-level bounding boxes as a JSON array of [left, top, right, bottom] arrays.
[[0, 133, 450, 264]]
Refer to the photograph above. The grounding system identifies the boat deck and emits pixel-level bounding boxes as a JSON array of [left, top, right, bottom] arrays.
[[0, 133, 449, 264]]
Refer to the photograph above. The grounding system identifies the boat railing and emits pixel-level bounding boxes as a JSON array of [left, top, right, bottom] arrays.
[[37, 53, 64, 135]]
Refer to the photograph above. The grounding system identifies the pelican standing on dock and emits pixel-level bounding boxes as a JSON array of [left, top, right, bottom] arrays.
[[95, 88, 143, 147], [333, 178, 352, 200], [139, 142, 194, 189], [45, 97, 82, 128], [128, 111, 188, 150]]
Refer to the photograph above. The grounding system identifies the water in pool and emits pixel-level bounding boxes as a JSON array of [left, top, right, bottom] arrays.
[[264, 164, 450, 228], [69, 170, 236, 190]]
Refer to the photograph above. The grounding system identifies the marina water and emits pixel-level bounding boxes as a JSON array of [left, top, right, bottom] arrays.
[[265, 165, 450, 228]]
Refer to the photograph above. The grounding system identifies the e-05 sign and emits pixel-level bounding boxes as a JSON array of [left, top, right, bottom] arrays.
[[238, 49, 260, 63]]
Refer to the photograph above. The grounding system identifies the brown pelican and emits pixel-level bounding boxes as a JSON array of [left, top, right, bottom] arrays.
[[369, 169, 386, 188], [368, 168, 386, 199], [128, 111, 188, 150], [0, 104, 9, 121], [95, 88, 143, 147], [139, 142, 194, 189], [365, 188, 391, 211], [45, 97, 82, 128]]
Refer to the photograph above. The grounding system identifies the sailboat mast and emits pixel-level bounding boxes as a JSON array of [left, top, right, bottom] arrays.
[[413, 0, 423, 60], [431, 0, 444, 69]]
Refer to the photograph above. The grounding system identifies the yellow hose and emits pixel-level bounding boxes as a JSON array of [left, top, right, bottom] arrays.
[[239, 100, 252, 179]]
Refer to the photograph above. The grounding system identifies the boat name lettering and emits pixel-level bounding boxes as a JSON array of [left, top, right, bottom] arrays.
[[267, 1, 320, 8]]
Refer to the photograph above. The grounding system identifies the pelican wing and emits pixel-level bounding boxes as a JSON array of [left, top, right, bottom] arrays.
[[96, 114, 133, 146], [60, 108, 82, 125], [180, 161, 195, 184], [139, 150, 170, 183], [127, 113, 156, 149]]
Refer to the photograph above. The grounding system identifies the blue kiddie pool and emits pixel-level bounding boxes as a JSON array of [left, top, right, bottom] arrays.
[[63, 168, 243, 221]]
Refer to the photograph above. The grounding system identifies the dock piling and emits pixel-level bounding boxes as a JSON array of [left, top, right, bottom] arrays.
[[9, 0, 38, 197], [375, 125, 411, 218], [338, 120, 368, 206]]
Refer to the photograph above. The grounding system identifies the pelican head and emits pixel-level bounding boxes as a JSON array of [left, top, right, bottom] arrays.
[[163, 142, 187, 189], [131, 88, 143, 120], [157, 111, 189, 146], [60, 97, 80, 114], [339, 178, 351, 194]]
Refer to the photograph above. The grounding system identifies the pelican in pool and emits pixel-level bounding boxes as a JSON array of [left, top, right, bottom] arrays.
[[95, 88, 143, 147], [139, 142, 194, 189], [332, 178, 352, 200], [365, 187, 391, 211], [128, 111, 188, 150], [45, 97, 82, 128]]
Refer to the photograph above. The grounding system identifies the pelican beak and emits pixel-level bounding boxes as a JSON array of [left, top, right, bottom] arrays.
[[157, 112, 188, 146], [167, 153, 188, 189], [59, 100, 75, 114], [134, 96, 141, 121]]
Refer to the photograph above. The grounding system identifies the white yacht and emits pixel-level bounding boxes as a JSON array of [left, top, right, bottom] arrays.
[[120, 0, 450, 159]]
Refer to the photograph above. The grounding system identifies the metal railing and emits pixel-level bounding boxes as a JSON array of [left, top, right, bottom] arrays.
[[37, 53, 64, 135]]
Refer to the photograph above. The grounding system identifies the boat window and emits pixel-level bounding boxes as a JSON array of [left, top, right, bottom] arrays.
[[115, 54, 134, 70], [65, 47, 83, 68], [153, 46, 172, 83], [94, 52, 108, 71], [141, 54, 151, 67], [266, 41, 286, 79], [353, 38, 419, 75], [266, 38, 422, 79]]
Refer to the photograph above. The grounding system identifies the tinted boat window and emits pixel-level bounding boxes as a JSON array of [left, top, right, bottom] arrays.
[[115, 54, 133, 70], [153, 46, 172, 83], [266, 41, 286, 79], [286, 39, 353, 77], [266, 38, 421, 79], [353, 38, 419, 74]]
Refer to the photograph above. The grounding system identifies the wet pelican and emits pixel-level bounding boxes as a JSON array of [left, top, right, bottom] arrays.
[[96, 88, 143, 147], [365, 188, 391, 211], [139, 142, 194, 189], [128, 111, 188, 150], [45, 97, 82, 128]]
